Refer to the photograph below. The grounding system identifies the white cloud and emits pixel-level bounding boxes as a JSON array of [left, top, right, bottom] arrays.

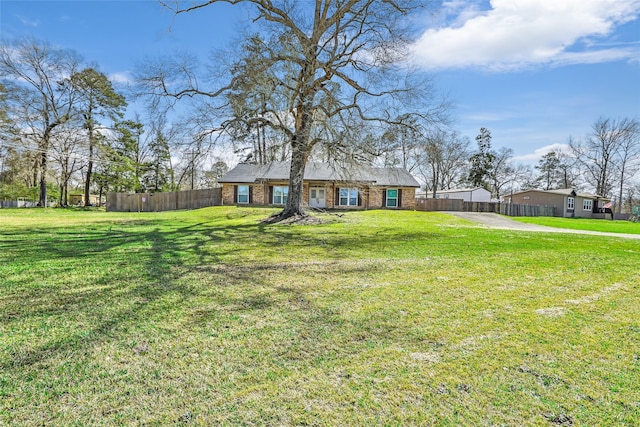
[[108, 72, 132, 84], [513, 143, 571, 161], [16, 15, 40, 27], [411, 0, 640, 71]]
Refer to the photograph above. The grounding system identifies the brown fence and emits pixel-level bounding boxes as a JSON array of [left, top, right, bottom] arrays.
[[415, 198, 556, 217], [415, 198, 464, 212], [106, 188, 222, 212], [497, 203, 556, 217]]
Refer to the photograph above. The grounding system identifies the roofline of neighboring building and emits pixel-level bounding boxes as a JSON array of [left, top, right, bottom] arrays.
[[433, 187, 488, 194], [507, 188, 609, 200]]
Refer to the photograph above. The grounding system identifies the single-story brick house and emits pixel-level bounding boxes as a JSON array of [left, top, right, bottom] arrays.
[[219, 161, 420, 209], [504, 188, 610, 218]]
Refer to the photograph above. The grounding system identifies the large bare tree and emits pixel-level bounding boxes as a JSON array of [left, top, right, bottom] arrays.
[[0, 38, 80, 206], [612, 119, 640, 214], [414, 129, 470, 196], [0, 38, 81, 206], [139, 0, 444, 219], [571, 117, 640, 207]]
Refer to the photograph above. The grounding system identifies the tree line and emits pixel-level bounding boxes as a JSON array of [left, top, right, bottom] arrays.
[[0, 38, 229, 207]]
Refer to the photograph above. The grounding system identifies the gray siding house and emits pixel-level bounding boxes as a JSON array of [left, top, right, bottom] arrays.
[[505, 188, 610, 218]]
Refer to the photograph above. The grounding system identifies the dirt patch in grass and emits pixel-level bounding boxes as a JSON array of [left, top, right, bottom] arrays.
[[565, 283, 624, 305], [535, 307, 567, 317], [261, 212, 329, 225]]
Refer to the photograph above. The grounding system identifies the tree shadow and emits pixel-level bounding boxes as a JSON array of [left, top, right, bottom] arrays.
[[0, 212, 445, 371]]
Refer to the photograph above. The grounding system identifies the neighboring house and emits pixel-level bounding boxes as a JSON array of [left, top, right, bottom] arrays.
[[419, 187, 492, 202], [504, 188, 610, 218], [218, 161, 420, 210]]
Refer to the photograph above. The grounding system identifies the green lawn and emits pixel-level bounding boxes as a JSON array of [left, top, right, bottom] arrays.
[[512, 215, 640, 234], [1, 207, 639, 425]]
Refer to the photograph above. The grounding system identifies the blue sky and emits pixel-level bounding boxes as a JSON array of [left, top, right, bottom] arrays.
[[1, 0, 639, 163]]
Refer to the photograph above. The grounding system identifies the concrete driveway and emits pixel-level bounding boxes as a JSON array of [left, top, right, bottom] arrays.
[[445, 212, 640, 240]]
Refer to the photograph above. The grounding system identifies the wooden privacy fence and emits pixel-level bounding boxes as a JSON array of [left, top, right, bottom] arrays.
[[415, 198, 556, 217], [415, 198, 464, 212], [498, 203, 556, 217], [106, 188, 222, 212]]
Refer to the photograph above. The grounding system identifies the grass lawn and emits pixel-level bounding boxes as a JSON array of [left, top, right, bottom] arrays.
[[511, 216, 640, 234], [1, 207, 639, 425]]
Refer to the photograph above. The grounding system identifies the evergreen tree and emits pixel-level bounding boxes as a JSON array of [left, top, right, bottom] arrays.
[[144, 128, 173, 192], [70, 68, 127, 205], [98, 120, 147, 193], [467, 127, 495, 190], [534, 151, 561, 190]]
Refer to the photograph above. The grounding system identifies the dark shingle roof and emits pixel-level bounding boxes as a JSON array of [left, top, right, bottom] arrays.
[[219, 161, 420, 187]]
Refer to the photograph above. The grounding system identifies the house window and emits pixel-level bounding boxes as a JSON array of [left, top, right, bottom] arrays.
[[567, 197, 574, 210], [386, 189, 398, 207], [273, 186, 288, 205], [339, 188, 358, 206], [583, 199, 592, 211], [237, 185, 249, 204]]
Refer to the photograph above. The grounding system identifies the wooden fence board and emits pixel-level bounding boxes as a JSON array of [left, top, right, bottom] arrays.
[[106, 188, 222, 212], [415, 198, 556, 217]]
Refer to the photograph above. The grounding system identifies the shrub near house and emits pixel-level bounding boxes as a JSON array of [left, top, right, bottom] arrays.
[[219, 161, 420, 210]]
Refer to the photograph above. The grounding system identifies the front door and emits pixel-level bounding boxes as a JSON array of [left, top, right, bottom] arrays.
[[309, 187, 326, 208]]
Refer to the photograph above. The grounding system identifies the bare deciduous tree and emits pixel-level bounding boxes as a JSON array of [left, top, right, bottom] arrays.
[[612, 119, 640, 213], [138, 0, 446, 219], [571, 117, 640, 203], [414, 129, 469, 196], [0, 38, 82, 206], [488, 146, 514, 199], [50, 128, 85, 206]]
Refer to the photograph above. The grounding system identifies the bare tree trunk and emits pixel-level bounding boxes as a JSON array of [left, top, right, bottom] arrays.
[[84, 160, 93, 205], [279, 142, 308, 218], [618, 169, 625, 215], [38, 150, 47, 206], [58, 182, 64, 206]]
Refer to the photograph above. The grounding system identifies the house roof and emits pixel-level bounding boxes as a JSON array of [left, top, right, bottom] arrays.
[[435, 187, 489, 194], [510, 188, 609, 200], [219, 161, 420, 187]]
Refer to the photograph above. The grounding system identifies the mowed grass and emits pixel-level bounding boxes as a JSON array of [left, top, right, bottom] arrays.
[[512, 215, 640, 234], [1, 207, 639, 426]]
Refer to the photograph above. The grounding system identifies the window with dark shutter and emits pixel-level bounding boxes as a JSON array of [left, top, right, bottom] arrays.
[[385, 189, 398, 207], [237, 185, 250, 204], [337, 187, 359, 206]]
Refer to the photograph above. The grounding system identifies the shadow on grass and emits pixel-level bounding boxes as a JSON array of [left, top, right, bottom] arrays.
[[0, 213, 445, 371]]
